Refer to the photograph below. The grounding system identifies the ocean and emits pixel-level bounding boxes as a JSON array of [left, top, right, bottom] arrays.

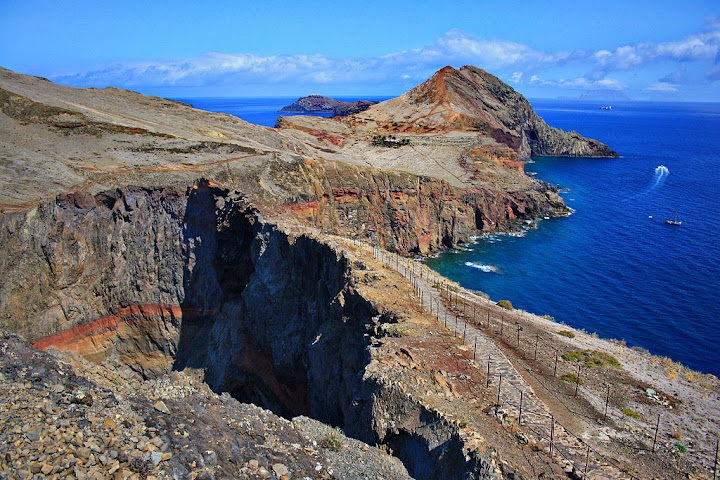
[[175, 97, 391, 128], [428, 100, 720, 376], [178, 97, 720, 376]]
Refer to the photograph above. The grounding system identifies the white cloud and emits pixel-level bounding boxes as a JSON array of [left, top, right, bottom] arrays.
[[55, 53, 369, 88], [647, 82, 680, 93], [50, 21, 720, 97], [529, 75, 625, 90], [382, 29, 578, 73]]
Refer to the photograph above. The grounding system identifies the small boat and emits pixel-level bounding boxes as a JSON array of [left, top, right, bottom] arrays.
[[600, 105, 613, 110], [665, 212, 682, 226]]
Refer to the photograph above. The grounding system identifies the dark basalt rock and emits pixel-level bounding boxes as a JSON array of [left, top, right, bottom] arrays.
[[279, 94, 378, 116]]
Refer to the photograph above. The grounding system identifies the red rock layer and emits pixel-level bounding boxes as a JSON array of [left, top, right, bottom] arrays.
[[32, 304, 182, 367]]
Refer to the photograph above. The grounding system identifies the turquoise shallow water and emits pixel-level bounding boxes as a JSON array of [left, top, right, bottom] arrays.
[[178, 97, 720, 376]]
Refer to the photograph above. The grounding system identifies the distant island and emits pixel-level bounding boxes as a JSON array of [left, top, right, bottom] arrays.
[[278, 94, 378, 116]]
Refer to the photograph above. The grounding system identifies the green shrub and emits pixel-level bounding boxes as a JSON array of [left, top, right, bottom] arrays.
[[674, 442, 687, 453], [321, 430, 343, 452], [562, 350, 620, 368], [622, 408, 642, 419], [557, 330, 575, 338], [560, 373, 583, 385], [562, 351, 585, 362], [497, 300, 514, 311], [541, 314, 555, 321]]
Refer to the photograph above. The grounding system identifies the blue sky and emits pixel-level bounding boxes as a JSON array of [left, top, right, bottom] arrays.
[[1, 0, 718, 101]]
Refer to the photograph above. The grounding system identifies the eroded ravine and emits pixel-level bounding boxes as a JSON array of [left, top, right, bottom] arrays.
[[1, 181, 512, 479]]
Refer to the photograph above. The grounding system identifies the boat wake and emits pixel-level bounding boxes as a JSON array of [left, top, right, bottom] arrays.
[[625, 165, 669, 201], [650, 165, 669, 191], [465, 262, 498, 273]]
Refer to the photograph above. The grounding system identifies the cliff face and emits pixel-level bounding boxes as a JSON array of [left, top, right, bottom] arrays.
[[1, 182, 523, 478], [0, 187, 187, 345], [0, 66, 566, 255], [276, 158, 565, 254]]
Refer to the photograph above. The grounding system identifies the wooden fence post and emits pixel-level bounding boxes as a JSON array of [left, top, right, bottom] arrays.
[[584, 445, 591, 478], [603, 384, 610, 423], [518, 391, 523, 425], [652, 414, 661, 452], [497, 374, 503, 404], [487, 357, 491, 387], [575, 364, 582, 396]]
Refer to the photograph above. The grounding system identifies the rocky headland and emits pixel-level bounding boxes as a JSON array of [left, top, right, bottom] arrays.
[[278, 95, 378, 117], [1, 65, 717, 480]]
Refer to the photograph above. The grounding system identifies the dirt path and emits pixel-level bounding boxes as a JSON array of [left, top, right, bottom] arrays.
[[371, 247, 630, 479], [289, 229, 719, 479]]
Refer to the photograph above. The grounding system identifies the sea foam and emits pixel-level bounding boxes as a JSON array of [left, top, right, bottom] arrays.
[[465, 262, 498, 273]]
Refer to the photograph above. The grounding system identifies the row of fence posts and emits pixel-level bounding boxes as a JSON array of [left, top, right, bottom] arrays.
[[485, 358, 600, 477], [366, 242, 720, 479], [441, 260, 720, 478], [403, 255, 610, 477]]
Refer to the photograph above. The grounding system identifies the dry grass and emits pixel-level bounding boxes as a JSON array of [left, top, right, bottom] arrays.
[[496, 299, 513, 311], [321, 429, 344, 452], [622, 408, 642, 419], [562, 350, 620, 368], [560, 373, 583, 385]]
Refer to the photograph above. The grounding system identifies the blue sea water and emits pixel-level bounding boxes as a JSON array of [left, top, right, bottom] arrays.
[[178, 96, 720, 376], [174, 97, 390, 128], [426, 100, 720, 376]]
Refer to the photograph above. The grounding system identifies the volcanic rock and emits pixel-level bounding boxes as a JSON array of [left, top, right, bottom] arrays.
[[278, 94, 378, 116], [0, 64, 655, 480]]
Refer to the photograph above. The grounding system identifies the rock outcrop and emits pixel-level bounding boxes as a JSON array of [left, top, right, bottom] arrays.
[[278, 94, 378, 116], [0, 181, 538, 478], [333, 65, 617, 159], [0, 329, 412, 479]]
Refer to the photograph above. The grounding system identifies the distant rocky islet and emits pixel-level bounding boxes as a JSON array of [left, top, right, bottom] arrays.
[[278, 94, 378, 116]]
